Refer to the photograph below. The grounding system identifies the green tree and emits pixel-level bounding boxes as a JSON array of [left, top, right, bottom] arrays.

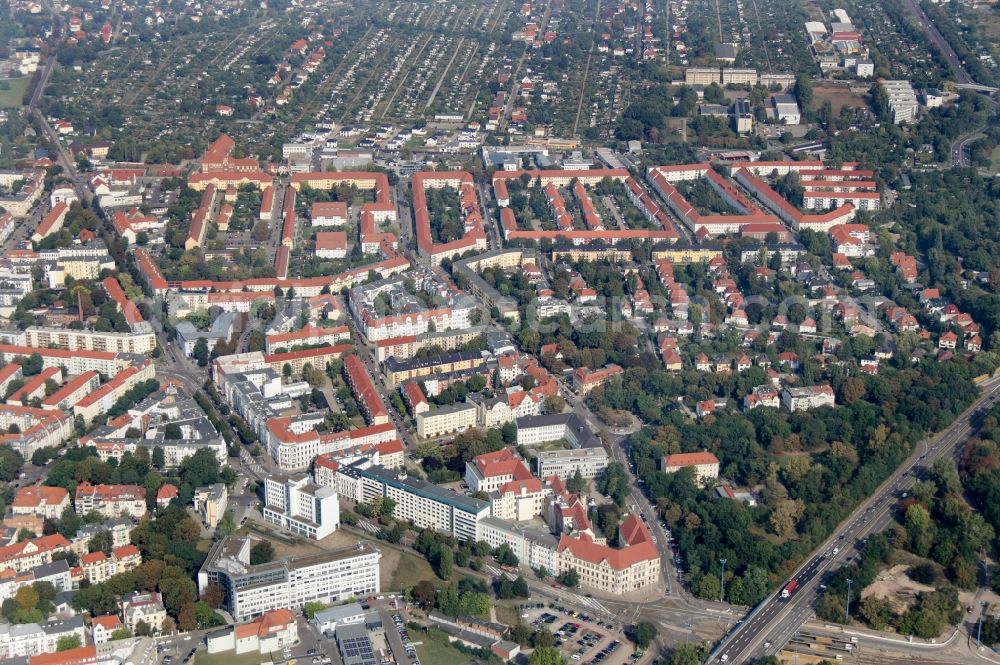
[[110, 627, 133, 641], [152, 446, 165, 469], [556, 568, 579, 587], [303, 601, 326, 619], [193, 338, 210, 367], [529, 645, 565, 665], [566, 469, 587, 495], [0, 447, 23, 482], [668, 643, 702, 665], [435, 547, 454, 580], [627, 621, 657, 648], [88, 530, 113, 555], [56, 635, 81, 651], [250, 540, 274, 565]]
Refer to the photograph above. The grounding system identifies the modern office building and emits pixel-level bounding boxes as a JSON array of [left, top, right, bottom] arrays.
[[198, 537, 381, 622]]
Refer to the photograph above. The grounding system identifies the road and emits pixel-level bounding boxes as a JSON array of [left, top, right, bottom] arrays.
[[712, 377, 1000, 664], [901, 0, 971, 85]]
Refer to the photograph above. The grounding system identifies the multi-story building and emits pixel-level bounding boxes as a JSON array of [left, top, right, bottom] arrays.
[[416, 402, 478, 439], [781, 384, 836, 411], [122, 591, 167, 634], [206, 608, 298, 656], [198, 536, 381, 622], [383, 350, 483, 387], [0, 534, 72, 573], [515, 413, 602, 450], [11, 486, 69, 520], [536, 447, 610, 481], [193, 484, 228, 529], [73, 360, 157, 425], [722, 68, 759, 86], [0, 617, 86, 660], [23, 326, 156, 355], [336, 463, 489, 543], [662, 452, 720, 486], [555, 514, 661, 594], [464, 448, 534, 494], [572, 364, 623, 395], [880, 80, 918, 124], [685, 67, 722, 85], [74, 483, 147, 519], [79, 544, 142, 585], [263, 473, 340, 540], [343, 355, 390, 426]]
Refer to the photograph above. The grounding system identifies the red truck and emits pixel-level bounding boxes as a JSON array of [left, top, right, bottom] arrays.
[[781, 580, 799, 599]]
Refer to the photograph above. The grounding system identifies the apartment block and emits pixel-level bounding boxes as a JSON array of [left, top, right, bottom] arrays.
[[263, 473, 340, 539]]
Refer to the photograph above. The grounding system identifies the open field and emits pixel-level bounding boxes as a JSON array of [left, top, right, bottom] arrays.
[[813, 84, 870, 116], [0, 78, 29, 108], [413, 629, 471, 665], [385, 546, 440, 592]]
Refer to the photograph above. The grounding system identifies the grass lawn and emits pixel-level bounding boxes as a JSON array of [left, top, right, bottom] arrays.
[[0, 78, 29, 108], [386, 548, 439, 592], [414, 631, 473, 665], [195, 651, 266, 665], [495, 604, 523, 626]]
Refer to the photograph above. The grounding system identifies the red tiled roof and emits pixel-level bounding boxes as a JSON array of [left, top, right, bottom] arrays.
[[663, 451, 719, 468]]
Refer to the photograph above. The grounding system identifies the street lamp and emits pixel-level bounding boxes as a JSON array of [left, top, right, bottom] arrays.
[[719, 558, 727, 602], [845, 579, 853, 624]]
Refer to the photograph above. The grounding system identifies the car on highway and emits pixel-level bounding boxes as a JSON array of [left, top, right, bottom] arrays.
[[720, 655, 729, 662]]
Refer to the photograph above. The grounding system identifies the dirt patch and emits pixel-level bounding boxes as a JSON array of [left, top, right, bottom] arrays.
[[861, 564, 935, 613], [813, 84, 870, 116]]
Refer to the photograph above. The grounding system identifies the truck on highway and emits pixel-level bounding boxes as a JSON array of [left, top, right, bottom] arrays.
[[781, 580, 799, 599]]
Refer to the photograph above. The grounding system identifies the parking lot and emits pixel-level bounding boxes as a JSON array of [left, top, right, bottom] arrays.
[[523, 605, 639, 665]]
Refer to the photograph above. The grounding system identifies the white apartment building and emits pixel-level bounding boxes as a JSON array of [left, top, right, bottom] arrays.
[[24, 326, 157, 354], [74, 483, 147, 519], [198, 537, 381, 622], [417, 403, 478, 439], [880, 80, 919, 124], [263, 473, 340, 540], [0, 617, 86, 660], [781, 384, 836, 411]]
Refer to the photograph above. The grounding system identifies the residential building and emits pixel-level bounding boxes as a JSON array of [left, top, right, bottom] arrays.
[[263, 473, 340, 540], [74, 483, 147, 519], [121, 591, 167, 634], [193, 484, 228, 529], [781, 384, 836, 411], [0, 617, 86, 660], [416, 402, 478, 439], [880, 80, 919, 124], [11, 486, 69, 520]]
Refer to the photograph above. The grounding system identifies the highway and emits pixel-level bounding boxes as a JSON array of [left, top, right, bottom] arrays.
[[901, 0, 972, 85], [711, 378, 1000, 664]]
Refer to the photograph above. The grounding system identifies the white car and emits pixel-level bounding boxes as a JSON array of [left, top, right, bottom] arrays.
[[720, 655, 729, 662]]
